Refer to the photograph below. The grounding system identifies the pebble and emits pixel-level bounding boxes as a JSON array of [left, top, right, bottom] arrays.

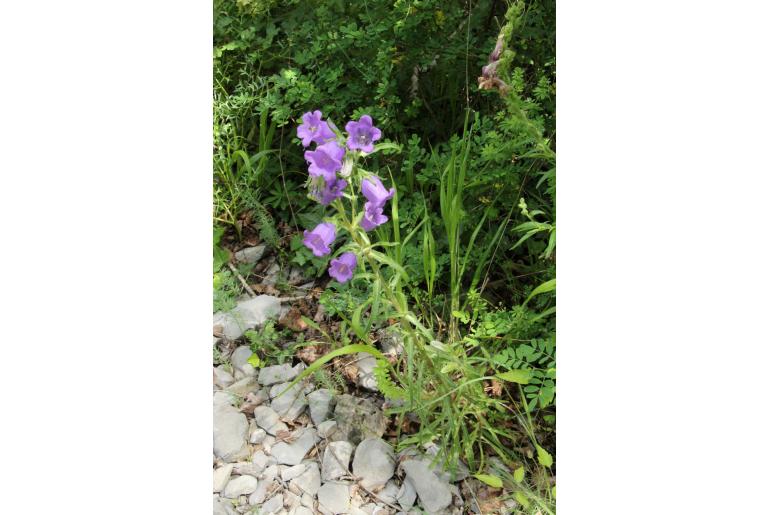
[[230, 345, 253, 372], [322, 441, 355, 481], [401, 459, 452, 513], [396, 478, 416, 510], [270, 382, 308, 422], [213, 464, 234, 493], [351, 438, 395, 489], [317, 482, 351, 514], [307, 388, 334, 425], [213, 295, 282, 340], [376, 480, 400, 505], [271, 428, 319, 466], [214, 366, 235, 389], [248, 478, 273, 505], [252, 451, 269, 473], [293, 507, 314, 515], [317, 420, 338, 438], [253, 405, 280, 428], [250, 427, 267, 444], [261, 493, 284, 515], [258, 363, 299, 386], [355, 352, 379, 391], [234, 245, 266, 264], [281, 463, 308, 482], [290, 462, 321, 497], [222, 475, 258, 498], [213, 403, 249, 462], [225, 376, 259, 397], [214, 496, 237, 515]]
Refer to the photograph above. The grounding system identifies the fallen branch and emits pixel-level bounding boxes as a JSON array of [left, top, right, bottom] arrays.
[[228, 262, 256, 298]]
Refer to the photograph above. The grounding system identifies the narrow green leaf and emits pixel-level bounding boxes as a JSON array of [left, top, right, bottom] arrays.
[[524, 278, 556, 305], [473, 474, 503, 489]]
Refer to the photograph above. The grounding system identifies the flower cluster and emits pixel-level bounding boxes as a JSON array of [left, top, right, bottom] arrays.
[[296, 110, 393, 283]]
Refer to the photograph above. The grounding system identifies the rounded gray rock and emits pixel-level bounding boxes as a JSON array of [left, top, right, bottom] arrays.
[[352, 438, 395, 489], [317, 482, 351, 514], [222, 475, 258, 498], [322, 440, 355, 481]]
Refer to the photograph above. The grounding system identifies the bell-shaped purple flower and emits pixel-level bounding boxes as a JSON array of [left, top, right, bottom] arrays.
[[345, 115, 382, 153], [312, 178, 347, 206], [305, 141, 345, 182], [361, 175, 395, 208], [360, 201, 389, 231], [297, 110, 336, 147], [328, 252, 357, 283], [302, 222, 336, 257]]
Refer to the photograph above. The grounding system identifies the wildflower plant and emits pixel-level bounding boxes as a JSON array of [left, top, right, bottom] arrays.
[[285, 110, 532, 476]]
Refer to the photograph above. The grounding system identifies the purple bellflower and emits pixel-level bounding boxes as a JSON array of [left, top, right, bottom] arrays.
[[297, 110, 336, 147], [302, 222, 336, 257], [305, 141, 345, 182], [312, 178, 347, 206], [345, 115, 382, 153], [360, 202, 389, 231], [328, 252, 357, 283], [361, 175, 395, 208]]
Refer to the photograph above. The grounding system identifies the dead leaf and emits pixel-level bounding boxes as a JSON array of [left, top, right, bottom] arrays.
[[213, 324, 224, 338], [296, 345, 326, 364], [279, 307, 308, 332], [239, 392, 266, 413], [487, 379, 503, 397]]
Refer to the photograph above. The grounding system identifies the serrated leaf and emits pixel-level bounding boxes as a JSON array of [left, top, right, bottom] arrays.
[[536, 444, 553, 467], [513, 466, 525, 483], [496, 369, 531, 384], [473, 474, 503, 488]]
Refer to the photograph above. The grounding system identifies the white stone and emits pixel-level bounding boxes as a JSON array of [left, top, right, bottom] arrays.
[[213, 464, 234, 493], [317, 482, 351, 514], [351, 438, 395, 489], [214, 403, 249, 462], [214, 366, 235, 389], [225, 376, 258, 397], [317, 420, 338, 438], [401, 459, 452, 513], [270, 382, 307, 422], [230, 345, 253, 371], [261, 493, 284, 515], [213, 295, 281, 340], [355, 352, 379, 391], [322, 441, 355, 481], [396, 479, 416, 510], [307, 389, 334, 425], [252, 450, 269, 473], [281, 463, 308, 482], [248, 478, 273, 505], [222, 475, 258, 498], [250, 428, 267, 444], [271, 428, 318, 466], [234, 245, 266, 264], [258, 363, 299, 386], [289, 462, 321, 497]]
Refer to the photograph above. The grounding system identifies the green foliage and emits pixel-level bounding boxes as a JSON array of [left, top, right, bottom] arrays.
[[213, 0, 556, 504], [244, 320, 295, 363]]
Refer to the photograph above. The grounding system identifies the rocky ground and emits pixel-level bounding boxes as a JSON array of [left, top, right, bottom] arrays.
[[213, 246, 518, 515]]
